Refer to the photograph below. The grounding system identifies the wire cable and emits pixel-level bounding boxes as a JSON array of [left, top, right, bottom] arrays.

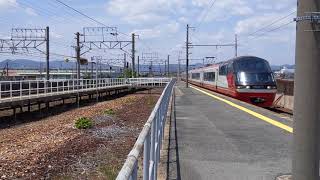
[[243, 10, 296, 38], [54, 0, 112, 28]]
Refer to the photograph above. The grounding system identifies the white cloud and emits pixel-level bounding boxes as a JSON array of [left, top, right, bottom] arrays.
[[25, 7, 37, 16], [51, 32, 63, 39], [0, 0, 17, 9], [123, 13, 166, 25], [106, 0, 185, 24], [178, 16, 188, 23], [132, 21, 180, 39], [255, 0, 296, 11], [234, 13, 294, 35], [194, 0, 253, 22]]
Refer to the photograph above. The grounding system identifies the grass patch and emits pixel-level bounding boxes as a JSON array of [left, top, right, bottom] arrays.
[[104, 109, 115, 115], [146, 96, 157, 108], [52, 175, 73, 180], [75, 117, 93, 129], [100, 165, 119, 180]]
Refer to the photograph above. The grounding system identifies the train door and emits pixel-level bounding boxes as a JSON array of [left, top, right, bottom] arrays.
[[200, 71, 204, 86], [214, 70, 218, 90], [227, 63, 236, 90], [217, 64, 228, 89], [203, 71, 216, 89]]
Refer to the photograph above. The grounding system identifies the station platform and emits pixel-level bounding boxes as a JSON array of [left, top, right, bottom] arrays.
[[166, 82, 292, 180]]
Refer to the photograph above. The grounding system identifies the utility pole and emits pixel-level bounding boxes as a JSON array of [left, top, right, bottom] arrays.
[[75, 32, 81, 80], [167, 55, 170, 77], [131, 33, 135, 78], [164, 61, 166, 77], [137, 56, 140, 77], [149, 61, 153, 77], [46, 26, 50, 80], [235, 34, 238, 57], [91, 57, 94, 79], [99, 60, 102, 78], [178, 58, 181, 81], [186, 24, 190, 88], [6, 61, 9, 77], [293, 1, 320, 180], [124, 53, 126, 70]]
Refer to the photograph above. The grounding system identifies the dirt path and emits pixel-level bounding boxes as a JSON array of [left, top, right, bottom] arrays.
[[0, 89, 162, 180]]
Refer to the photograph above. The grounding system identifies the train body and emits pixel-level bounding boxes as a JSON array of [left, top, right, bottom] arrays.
[[182, 56, 277, 107]]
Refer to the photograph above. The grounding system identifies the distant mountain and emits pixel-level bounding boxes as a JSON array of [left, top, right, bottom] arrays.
[[0, 59, 295, 73], [0, 59, 41, 69], [0, 59, 114, 70]]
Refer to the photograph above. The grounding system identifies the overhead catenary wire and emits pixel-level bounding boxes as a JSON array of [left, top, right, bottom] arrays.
[[196, 0, 218, 29], [53, 0, 110, 27], [243, 10, 297, 38], [238, 20, 295, 54], [247, 20, 295, 41]]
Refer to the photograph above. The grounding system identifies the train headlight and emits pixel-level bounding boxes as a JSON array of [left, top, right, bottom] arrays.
[[246, 86, 251, 89], [267, 86, 277, 89], [236, 85, 245, 89]]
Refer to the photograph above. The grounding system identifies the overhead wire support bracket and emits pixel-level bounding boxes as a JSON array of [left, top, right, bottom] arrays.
[[294, 12, 320, 23], [294, 12, 320, 32], [190, 44, 235, 47]]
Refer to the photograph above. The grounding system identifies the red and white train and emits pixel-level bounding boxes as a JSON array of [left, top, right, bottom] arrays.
[[182, 56, 277, 107]]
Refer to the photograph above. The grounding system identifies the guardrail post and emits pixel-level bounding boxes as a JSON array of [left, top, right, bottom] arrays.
[[29, 81, 31, 97], [72, 80, 75, 92], [130, 161, 138, 180], [154, 110, 160, 180], [63, 80, 65, 93], [0, 82, 2, 100], [10, 82, 12, 100], [150, 119, 156, 180], [37, 81, 39, 96], [20, 81, 22, 98], [143, 131, 151, 180]]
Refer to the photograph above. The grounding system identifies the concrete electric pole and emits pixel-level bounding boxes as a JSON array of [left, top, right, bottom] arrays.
[[137, 56, 140, 77], [293, 0, 320, 179], [46, 26, 50, 80], [131, 33, 135, 78], [186, 24, 190, 88], [75, 32, 81, 80], [167, 55, 170, 77], [178, 58, 181, 81], [235, 34, 238, 57]]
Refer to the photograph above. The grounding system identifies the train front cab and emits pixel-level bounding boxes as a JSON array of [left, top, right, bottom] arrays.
[[230, 57, 277, 107]]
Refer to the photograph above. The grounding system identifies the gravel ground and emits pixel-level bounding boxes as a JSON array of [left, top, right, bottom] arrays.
[[0, 88, 162, 180]]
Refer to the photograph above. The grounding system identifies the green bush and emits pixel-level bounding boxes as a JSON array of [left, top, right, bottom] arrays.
[[104, 109, 115, 115], [75, 117, 93, 129]]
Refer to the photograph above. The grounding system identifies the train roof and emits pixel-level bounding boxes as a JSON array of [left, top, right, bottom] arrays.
[[220, 56, 267, 64], [187, 56, 268, 73]]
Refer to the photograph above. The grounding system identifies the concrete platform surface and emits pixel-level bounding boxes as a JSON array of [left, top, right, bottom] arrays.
[[168, 82, 292, 180]]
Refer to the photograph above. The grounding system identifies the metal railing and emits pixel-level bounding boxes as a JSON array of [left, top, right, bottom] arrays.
[[116, 79, 176, 180], [128, 78, 171, 87], [0, 78, 171, 103]]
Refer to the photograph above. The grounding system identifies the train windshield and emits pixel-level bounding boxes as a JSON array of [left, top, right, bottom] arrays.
[[237, 72, 274, 84], [234, 57, 275, 85], [233, 57, 271, 73]]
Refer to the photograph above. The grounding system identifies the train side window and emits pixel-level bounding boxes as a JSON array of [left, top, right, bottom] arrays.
[[191, 73, 200, 80], [219, 65, 227, 76], [204, 72, 215, 82]]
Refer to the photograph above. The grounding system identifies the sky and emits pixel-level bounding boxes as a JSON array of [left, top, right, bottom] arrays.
[[0, 0, 297, 66]]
